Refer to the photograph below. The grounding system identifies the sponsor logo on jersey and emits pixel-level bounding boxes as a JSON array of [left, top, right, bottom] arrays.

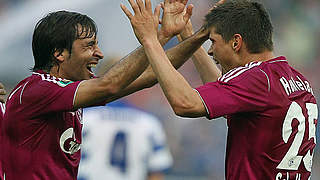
[[57, 80, 73, 87], [60, 128, 81, 155]]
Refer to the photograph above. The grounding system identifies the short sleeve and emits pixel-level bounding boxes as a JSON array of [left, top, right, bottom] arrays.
[[147, 118, 173, 173], [195, 69, 270, 119], [22, 79, 82, 115]]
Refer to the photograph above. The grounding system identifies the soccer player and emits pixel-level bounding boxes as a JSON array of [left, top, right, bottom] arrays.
[[2, 0, 205, 179], [78, 101, 172, 180], [123, 0, 318, 180]]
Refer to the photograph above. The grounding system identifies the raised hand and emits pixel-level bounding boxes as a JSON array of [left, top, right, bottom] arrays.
[[159, 0, 193, 38], [121, 0, 161, 44], [177, 19, 194, 41], [0, 82, 6, 103]]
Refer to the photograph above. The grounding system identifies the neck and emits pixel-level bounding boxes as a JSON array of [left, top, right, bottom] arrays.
[[241, 51, 274, 65], [49, 65, 62, 79]]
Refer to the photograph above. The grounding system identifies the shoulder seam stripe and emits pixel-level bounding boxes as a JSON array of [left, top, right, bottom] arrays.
[[193, 89, 210, 119], [218, 62, 261, 82], [219, 65, 248, 82], [222, 62, 262, 83], [259, 69, 270, 92], [8, 85, 22, 100], [19, 81, 29, 105], [268, 60, 287, 63], [73, 81, 83, 107]]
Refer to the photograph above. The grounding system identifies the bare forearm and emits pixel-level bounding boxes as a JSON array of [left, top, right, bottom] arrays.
[[143, 39, 202, 117], [104, 67, 154, 103], [166, 27, 208, 69], [101, 31, 173, 93], [73, 46, 149, 109], [177, 25, 221, 84], [75, 45, 151, 108], [191, 47, 221, 84], [101, 46, 149, 93], [104, 28, 209, 103]]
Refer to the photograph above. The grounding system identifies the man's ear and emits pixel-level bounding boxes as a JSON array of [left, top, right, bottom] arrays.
[[54, 49, 67, 62], [232, 34, 242, 52]]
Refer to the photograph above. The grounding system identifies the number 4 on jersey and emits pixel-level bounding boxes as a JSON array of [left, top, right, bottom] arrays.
[[110, 131, 127, 173]]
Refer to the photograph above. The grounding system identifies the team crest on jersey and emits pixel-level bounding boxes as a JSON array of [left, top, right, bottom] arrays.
[[57, 80, 73, 87]]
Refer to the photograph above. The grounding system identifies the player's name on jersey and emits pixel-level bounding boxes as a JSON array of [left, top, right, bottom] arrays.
[[280, 76, 313, 96], [275, 172, 304, 180]]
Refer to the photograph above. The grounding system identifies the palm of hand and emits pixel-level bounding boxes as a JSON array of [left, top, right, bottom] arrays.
[[133, 15, 157, 36], [162, 2, 188, 37]]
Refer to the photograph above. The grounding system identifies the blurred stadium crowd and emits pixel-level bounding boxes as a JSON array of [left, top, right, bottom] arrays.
[[0, 0, 319, 179]]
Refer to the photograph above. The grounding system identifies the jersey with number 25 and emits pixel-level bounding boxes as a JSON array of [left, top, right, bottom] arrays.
[[195, 56, 318, 180]]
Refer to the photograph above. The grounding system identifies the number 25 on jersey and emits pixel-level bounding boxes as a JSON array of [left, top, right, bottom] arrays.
[[277, 102, 317, 172]]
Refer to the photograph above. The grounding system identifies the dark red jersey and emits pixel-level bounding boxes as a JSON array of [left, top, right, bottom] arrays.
[[3, 71, 83, 180], [195, 56, 318, 180]]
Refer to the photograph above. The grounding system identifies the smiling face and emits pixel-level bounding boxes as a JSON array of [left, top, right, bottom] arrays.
[[207, 27, 240, 74], [56, 32, 104, 81]]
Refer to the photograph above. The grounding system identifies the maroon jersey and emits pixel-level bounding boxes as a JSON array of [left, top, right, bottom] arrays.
[[195, 56, 318, 180], [2, 71, 83, 180], [0, 102, 4, 180]]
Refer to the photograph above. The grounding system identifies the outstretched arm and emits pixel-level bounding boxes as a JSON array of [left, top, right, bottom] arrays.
[[104, 0, 209, 103], [74, 0, 195, 108], [104, 27, 209, 103], [126, 0, 207, 118]]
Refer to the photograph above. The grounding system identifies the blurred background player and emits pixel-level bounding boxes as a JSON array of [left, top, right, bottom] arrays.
[[78, 57, 173, 180]]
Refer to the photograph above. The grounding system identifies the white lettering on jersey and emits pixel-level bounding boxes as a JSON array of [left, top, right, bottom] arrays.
[[59, 128, 81, 155], [279, 76, 313, 96], [275, 172, 302, 180], [33, 72, 75, 87], [33, 72, 62, 84]]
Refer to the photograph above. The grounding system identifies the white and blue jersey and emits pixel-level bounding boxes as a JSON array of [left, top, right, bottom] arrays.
[[78, 102, 173, 180]]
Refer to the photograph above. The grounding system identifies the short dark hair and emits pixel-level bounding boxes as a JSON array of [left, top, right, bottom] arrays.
[[32, 10, 98, 72], [205, 0, 273, 53]]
